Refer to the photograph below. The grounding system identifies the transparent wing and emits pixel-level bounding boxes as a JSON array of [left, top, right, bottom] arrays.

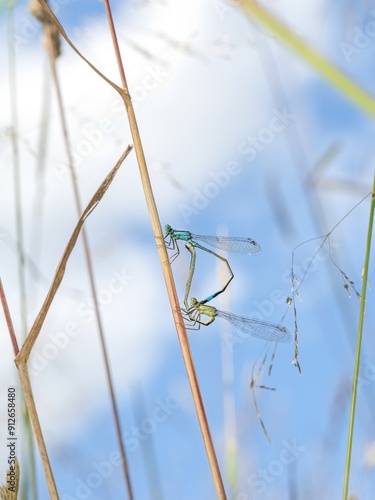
[[191, 233, 261, 255], [216, 310, 290, 343]]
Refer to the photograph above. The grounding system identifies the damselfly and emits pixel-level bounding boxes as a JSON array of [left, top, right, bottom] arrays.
[[165, 224, 261, 309], [184, 297, 291, 343], [164, 225, 261, 260]]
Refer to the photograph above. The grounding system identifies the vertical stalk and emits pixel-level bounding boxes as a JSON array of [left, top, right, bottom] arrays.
[[7, 3, 37, 498], [217, 229, 237, 499], [343, 174, 375, 499], [102, 1, 227, 497]]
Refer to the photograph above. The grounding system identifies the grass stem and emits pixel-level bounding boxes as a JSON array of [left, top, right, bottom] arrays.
[[343, 173, 375, 499], [7, 3, 37, 497], [102, 1, 227, 497]]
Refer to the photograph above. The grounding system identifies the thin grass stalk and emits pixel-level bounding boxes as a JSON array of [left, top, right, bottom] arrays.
[[7, 2, 26, 348], [217, 229, 237, 498], [240, 0, 375, 118], [46, 35, 133, 499], [0, 278, 20, 356], [102, 1, 227, 497], [7, 3, 37, 498], [30, 59, 50, 274], [343, 174, 375, 499], [133, 382, 163, 500]]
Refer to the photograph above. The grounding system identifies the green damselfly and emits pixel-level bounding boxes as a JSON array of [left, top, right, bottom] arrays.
[[184, 297, 291, 343]]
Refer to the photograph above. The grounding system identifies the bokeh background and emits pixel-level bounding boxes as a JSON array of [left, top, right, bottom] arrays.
[[0, 1, 374, 499]]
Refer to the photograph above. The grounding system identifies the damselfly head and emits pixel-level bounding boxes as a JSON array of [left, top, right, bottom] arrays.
[[164, 224, 172, 234]]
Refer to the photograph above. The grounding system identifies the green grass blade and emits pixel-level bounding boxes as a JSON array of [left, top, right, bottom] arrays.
[[343, 174, 375, 499], [241, 1, 375, 118]]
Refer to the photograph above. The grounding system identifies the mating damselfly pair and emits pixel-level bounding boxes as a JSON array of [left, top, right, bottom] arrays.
[[164, 225, 290, 343]]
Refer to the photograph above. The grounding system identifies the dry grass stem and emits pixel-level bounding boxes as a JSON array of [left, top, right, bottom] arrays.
[[0, 279, 20, 356], [17, 146, 131, 363], [102, 1, 226, 496]]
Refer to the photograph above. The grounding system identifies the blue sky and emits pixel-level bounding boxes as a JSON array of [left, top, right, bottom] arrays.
[[0, 1, 374, 499]]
